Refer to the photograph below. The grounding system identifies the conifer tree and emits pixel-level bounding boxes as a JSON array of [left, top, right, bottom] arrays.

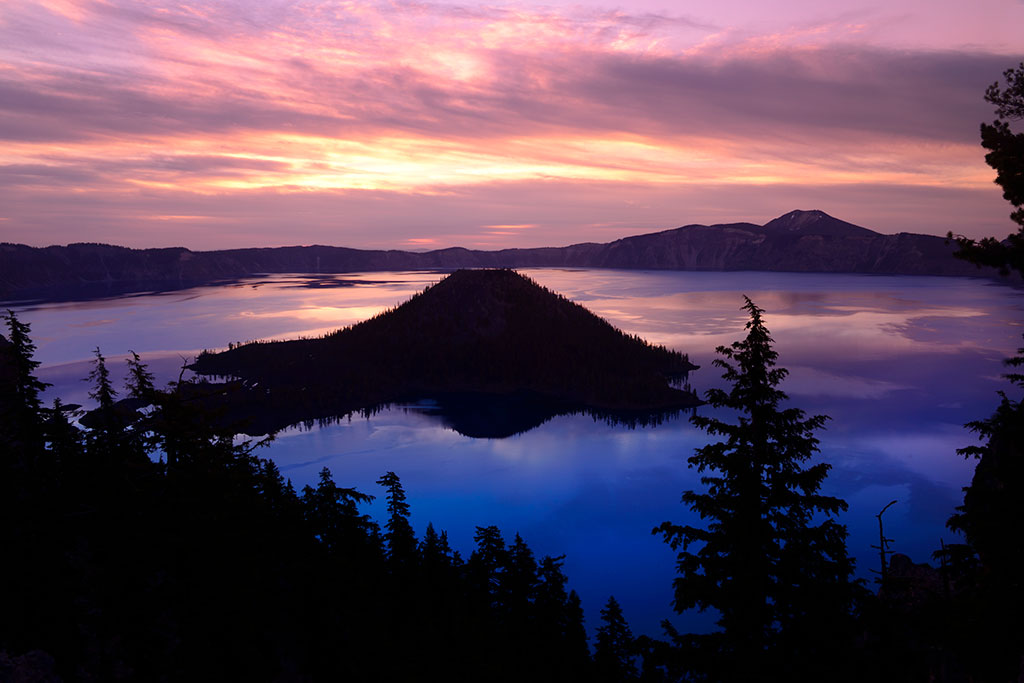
[[302, 467, 377, 554], [564, 590, 589, 669], [654, 297, 856, 681], [594, 595, 638, 682], [119, 351, 160, 457], [469, 525, 508, 611], [944, 344, 1024, 679], [941, 62, 1024, 680], [533, 554, 590, 676], [44, 397, 81, 464], [420, 522, 453, 565], [505, 533, 538, 609], [83, 347, 124, 460], [87, 346, 117, 411], [125, 350, 156, 401], [2, 310, 50, 448], [950, 62, 1024, 275], [376, 471, 417, 566]]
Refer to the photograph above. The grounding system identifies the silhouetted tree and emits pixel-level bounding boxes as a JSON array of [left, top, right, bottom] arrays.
[[1, 310, 50, 449], [1, 321, 617, 681], [594, 596, 638, 682], [939, 63, 1024, 681], [532, 555, 590, 678], [43, 397, 81, 465], [125, 350, 155, 401], [654, 297, 856, 681], [302, 467, 377, 554], [469, 525, 508, 608], [505, 533, 538, 609], [950, 62, 1024, 275], [565, 590, 590, 668], [87, 347, 116, 411], [943, 343, 1024, 680], [83, 346, 127, 462], [376, 471, 417, 566], [420, 522, 456, 567]]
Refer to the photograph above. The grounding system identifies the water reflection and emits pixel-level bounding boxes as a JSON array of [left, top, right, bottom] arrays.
[[11, 268, 1024, 638]]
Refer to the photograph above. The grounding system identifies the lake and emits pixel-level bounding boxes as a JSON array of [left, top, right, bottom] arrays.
[[6, 268, 1023, 638]]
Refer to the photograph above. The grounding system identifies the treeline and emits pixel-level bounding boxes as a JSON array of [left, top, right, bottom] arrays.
[[0, 317, 638, 682], [3, 298, 1022, 680]]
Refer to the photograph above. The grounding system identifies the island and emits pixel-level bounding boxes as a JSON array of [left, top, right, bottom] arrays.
[[190, 269, 700, 438]]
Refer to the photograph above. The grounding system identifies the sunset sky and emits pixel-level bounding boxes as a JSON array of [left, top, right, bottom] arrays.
[[1, 0, 1022, 250]]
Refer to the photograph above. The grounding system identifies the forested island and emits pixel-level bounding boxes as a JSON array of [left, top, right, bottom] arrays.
[[0, 210, 1002, 303], [188, 269, 700, 437]]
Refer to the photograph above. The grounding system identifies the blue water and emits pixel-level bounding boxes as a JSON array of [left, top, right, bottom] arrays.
[[7, 269, 1023, 638]]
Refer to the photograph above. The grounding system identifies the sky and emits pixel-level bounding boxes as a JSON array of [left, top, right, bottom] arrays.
[[1, 0, 1022, 250]]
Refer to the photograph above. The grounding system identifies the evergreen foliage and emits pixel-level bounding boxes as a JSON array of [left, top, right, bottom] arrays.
[[654, 297, 857, 681], [933, 62, 1024, 680], [190, 269, 699, 437], [939, 344, 1024, 679], [125, 349, 156, 400], [1, 309, 50, 448], [376, 470, 417, 567], [0, 313, 595, 681], [950, 62, 1024, 275], [594, 596, 638, 682], [86, 346, 116, 410]]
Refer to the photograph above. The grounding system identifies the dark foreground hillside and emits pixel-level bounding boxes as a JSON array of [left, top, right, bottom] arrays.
[[0, 318, 597, 682], [191, 269, 700, 437], [3, 297, 1020, 681]]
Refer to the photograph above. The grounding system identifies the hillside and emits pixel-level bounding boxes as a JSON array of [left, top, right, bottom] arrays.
[[0, 210, 1000, 301], [190, 269, 699, 437]]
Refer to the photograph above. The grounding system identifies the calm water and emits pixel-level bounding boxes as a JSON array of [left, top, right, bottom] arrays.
[[7, 269, 1023, 638]]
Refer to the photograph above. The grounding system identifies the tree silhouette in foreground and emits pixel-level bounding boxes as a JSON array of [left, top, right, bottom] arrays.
[[1, 309, 49, 451], [950, 62, 1024, 276], [936, 62, 1024, 681], [594, 596, 638, 682], [0, 312, 595, 682], [939, 343, 1024, 680], [654, 298, 858, 682]]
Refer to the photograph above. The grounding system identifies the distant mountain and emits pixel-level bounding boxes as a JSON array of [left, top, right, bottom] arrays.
[[0, 210, 1001, 301], [189, 269, 699, 437]]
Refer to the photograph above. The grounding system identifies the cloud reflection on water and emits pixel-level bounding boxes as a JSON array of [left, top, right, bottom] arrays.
[[12, 268, 1024, 638]]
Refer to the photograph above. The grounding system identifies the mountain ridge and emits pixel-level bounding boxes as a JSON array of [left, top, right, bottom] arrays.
[[0, 210, 1002, 300]]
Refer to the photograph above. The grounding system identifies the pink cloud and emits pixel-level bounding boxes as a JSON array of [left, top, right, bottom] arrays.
[[0, 0, 1020, 248]]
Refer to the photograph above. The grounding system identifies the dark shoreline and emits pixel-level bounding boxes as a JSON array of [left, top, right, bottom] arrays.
[[4, 210, 1010, 303]]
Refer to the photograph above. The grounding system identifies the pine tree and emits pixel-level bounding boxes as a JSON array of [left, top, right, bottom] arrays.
[[594, 595, 638, 682], [83, 347, 123, 459], [120, 351, 159, 458], [302, 467, 377, 554], [1, 310, 50, 449], [376, 471, 417, 566], [944, 344, 1024, 679], [941, 62, 1024, 680], [87, 346, 117, 410], [44, 397, 82, 464], [654, 297, 856, 681], [505, 533, 538, 610], [469, 525, 508, 614], [125, 350, 156, 401], [950, 62, 1024, 275]]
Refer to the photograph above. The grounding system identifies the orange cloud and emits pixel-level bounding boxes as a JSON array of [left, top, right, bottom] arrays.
[[0, 0, 1019, 248]]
